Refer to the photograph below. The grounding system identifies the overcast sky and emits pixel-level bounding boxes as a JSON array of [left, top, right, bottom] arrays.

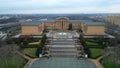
[[0, 0, 120, 14]]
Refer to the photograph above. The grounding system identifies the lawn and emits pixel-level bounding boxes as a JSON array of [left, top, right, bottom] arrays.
[[86, 41, 102, 48], [86, 41, 100, 46], [102, 63, 120, 68], [22, 48, 37, 58], [85, 38, 100, 43], [83, 38, 104, 58], [0, 55, 27, 68], [85, 38, 103, 48], [101, 57, 120, 68], [89, 48, 103, 59]]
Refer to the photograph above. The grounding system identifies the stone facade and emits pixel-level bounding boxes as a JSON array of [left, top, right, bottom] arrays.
[[22, 26, 40, 35], [21, 17, 105, 36], [83, 25, 105, 35]]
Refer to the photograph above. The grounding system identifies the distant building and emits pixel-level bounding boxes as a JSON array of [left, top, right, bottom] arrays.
[[26, 19, 32, 22], [21, 17, 105, 36], [0, 16, 10, 20], [105, 15, 120, 27]]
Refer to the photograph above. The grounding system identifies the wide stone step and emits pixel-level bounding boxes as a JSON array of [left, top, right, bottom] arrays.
[[52, 40, 74, 42], [50, 49, 76, 52], [52, 41, 74, 42], [50, 51, 76, 53], [51, 52, 76, 55], [52, 42, 74, 45], [51, 47, 76, 49], [48, 39, 73, 41], [51, 55, 76, 57], [51, 45, 75, 47], [51, 52, 77, 57]]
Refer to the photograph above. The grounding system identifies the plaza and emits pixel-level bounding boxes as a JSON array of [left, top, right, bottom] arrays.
[[30, 58, 97, 68]]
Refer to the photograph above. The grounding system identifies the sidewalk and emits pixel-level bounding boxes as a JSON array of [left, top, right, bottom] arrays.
[[16, 51, 39, 68]]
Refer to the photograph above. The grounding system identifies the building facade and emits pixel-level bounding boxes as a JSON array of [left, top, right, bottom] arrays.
[[21, 17, 105, 36], [105, 15, 120, 27]]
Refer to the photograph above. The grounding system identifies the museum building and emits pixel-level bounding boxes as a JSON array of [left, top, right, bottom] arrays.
[[21, 17, 105, 36]]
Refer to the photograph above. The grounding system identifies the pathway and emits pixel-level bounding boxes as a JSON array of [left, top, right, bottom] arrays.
[[89, 52, 111, 68]]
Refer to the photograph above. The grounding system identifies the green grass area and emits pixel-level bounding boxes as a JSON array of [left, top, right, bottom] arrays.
[[0, 55, 27, 68], [86, 41, 100, 45], [85, 38, 102, 48], [89, 48, 103, 59], [22, 48, 37, 58], [84, 38, 104, 59], [86, 41, 102, 48], [102, 63, 120, 68], [101, 58, 120, 68], [85, 38, 99, 43]]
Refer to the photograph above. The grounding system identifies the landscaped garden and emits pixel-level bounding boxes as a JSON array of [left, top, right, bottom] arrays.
[[101, 55, 120, 68], [79, 35, 119, 68], [79, 35, 104, 59], [85, 38, 103, 59], [0, 44, 28, 68], [16, 34, 47, 57], [22, 48, 38, 58], [1, 34, 48, 68], [89, 48, 103, 59], [85, 38, 103, 48], [0, 54, 27, 68]]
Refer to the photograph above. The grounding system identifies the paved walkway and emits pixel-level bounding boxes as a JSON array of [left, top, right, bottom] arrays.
[[89, 52, 111, 68], [88, 59, 103, 68], [96, 52, 111, 61], [16, 51, 32, 60], [17, 49, 110, 68], [16, 51, 39, 68], [30, 58, 97, 68]]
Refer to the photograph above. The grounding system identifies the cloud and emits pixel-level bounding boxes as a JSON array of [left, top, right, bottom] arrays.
[[0, 0, 120, 14]]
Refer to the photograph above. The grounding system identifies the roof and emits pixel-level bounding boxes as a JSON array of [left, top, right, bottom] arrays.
[[70, 20, 82, 22], [44, 20, 55, 22], [80, 20, 105, 26], [21, 20, 43, 26], [21, 19, 104, 26], [70, 20, 104, 26], [56, 17, 69, 20]]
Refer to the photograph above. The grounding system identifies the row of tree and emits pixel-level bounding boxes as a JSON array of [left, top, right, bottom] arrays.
[[36, 34, 47, 57], [79, 34, 91, 58]]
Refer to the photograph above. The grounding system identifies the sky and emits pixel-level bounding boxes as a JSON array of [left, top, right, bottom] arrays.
[[0, 0, 120, 14]]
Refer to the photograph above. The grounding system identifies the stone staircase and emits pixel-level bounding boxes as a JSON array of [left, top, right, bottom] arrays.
[[49, 39, 77, 57]]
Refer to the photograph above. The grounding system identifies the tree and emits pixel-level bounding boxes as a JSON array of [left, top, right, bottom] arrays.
[[23, 39, 28, 46], [79, 34, 91, 57], [39, 34, 47, 48]]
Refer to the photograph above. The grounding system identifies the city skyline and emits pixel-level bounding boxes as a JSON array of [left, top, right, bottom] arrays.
[[0, 0, 120, 14]]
